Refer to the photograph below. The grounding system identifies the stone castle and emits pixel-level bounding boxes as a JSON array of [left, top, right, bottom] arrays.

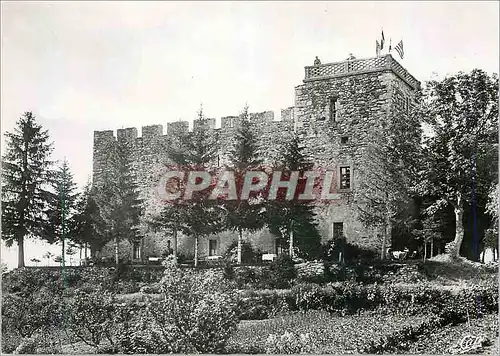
[[92, 54, 420, 262]]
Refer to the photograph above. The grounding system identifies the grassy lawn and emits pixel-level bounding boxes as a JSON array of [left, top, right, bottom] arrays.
[[226, 309, 434, 354]]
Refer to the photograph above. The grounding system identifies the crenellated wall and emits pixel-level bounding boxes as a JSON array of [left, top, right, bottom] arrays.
[[92, 53, 421, 262]]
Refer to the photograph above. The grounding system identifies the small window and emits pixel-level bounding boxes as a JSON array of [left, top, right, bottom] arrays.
[[329, 97, 338, 122], [333, 222, 344, 240], [339, 166, 351, 189], [209, 239, 218, 256], [133, 242, 141, 260], [229, 118, 234, 128], [275, 238, 285, 255], [341, 136, 349, 144]]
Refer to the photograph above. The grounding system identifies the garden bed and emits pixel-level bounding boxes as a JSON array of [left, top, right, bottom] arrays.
[[226, 309, 435, 354], [403, 312, 499, 354]]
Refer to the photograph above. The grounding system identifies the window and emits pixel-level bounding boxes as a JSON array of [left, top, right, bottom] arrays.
[[133, 242, 141, 260], [329, 97, 338, 122], [209, 239, 218, 256], [229, 118, 234, 128], [341, 136, 349, 144], [275, 238, 285, 255], [333, 222, 344, 240], [339, 166, 351, 189]]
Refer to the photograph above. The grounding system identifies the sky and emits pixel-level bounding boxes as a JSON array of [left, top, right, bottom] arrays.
[[1, 1, 499, 269]]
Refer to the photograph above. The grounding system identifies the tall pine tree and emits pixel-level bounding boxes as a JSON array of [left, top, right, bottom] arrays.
[[2, 112, 54, 267], [266, 134, 322, 260], [71, 181, 107, 262], [93, 138, 143, 265], [224, 105, 265, 264], [41, 159, 79, 267], [165, 105, 223, 266]]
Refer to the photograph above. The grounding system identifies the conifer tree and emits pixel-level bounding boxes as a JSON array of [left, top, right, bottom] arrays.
[[93, 139, 143, 265], [266, 134, 322, 260], [41, 159, 79, 267], [2, 112, 54, 267], [164, 105, 223, 266], [71, 181, 107, 261], [224, 105, 266, 264]]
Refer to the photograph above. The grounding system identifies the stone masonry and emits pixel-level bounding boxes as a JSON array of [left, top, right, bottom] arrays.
[[92, 54, 420, 262]]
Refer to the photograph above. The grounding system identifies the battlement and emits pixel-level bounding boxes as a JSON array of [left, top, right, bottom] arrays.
[[93, 107, 296, 141], [304, 54, 420, 90]]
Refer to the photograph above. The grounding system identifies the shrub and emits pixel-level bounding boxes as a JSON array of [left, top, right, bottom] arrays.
[[113, 304, 186, 354], [265, 331, 314, 354], [137, 258, 240, 353], [224, 240, 262, 264], [2, 268, 65, 295], [66, 289, 116, 350], [268, 255, 296, 288], [2, 288, 63, 340], [291, 283, 325, 311]]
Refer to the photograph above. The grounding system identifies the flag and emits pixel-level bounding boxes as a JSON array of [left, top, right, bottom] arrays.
[[395, 40, 404, 59], [389, 38, 392, 52], [376, 40, 381, 57], [381, 30, 385, 50]]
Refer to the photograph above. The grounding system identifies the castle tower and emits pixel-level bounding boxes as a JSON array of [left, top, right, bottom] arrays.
[[294, 54, 420, 248]]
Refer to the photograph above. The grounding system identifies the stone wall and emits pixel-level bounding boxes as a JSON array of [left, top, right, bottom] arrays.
[[92, 54, 420, 261]]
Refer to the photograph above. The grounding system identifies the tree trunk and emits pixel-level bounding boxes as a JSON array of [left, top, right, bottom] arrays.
[[430, 238, 434, 259], [173, 226, 178, 261], [289, 221, 294, 258], [62, 237, 66, 269], [17, 235, 25, 268], [237, 228, 243, 265], [449, 192, 464, 259], [114, 236, 119, 266], [79, 246, 83, 266], [381, 220, 392, 260], [85, 243, 89, 265], [381, 199, 392, 260], [424, 241, 427, 262], [194, 236, 199, 267]]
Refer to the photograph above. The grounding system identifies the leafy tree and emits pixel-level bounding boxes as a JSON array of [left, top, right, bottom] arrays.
[[484, 183, 499, 261], [165, 105, 223, 267], [266, 134, 322, 260], [357, 91, 422, 259], [2, 112, 54, 267], [71, 181, 107, 260], [420, 70, 498, 259], [93, 139, 143, 265], [41, 159, 79, 267], [223, 105, 266, 264]]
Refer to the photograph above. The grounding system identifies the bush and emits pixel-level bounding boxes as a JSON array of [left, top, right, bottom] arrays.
[[223, 240, 262, 264], [268, 255, 296, 288], [66, 289, 116, 350], [2, 287, 63, 353], [2, 288, 63, 340], [265, 331, 314, 354], [236, 281, 499, 321], [2, 268, 66, 295], [126, 258, 240, 353]]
